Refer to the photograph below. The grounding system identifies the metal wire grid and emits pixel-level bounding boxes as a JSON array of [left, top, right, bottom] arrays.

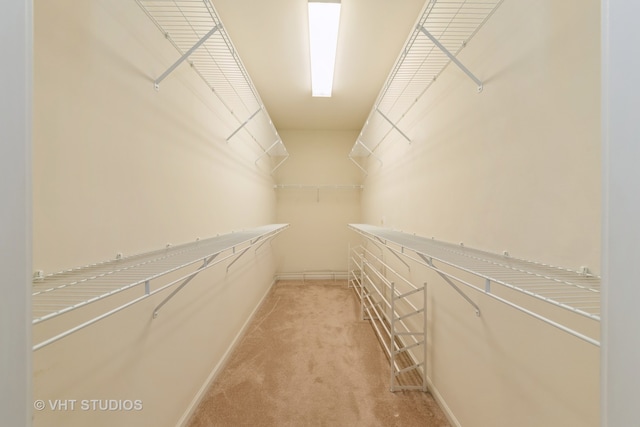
[[349, 224, 601, 346], [356, 0, 504, 155], [32, 224, 288, 325], [136, 0, 288, 160]]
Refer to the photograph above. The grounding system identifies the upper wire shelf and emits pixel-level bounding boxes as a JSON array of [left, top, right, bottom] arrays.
[[136, 0, 289, 173], [350, 0, 504, 171], [349, 224, 600, 346], [32, 224, 289, 350]]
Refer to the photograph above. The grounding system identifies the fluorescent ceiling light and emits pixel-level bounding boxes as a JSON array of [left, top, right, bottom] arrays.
[[308, 1, 341, 97]]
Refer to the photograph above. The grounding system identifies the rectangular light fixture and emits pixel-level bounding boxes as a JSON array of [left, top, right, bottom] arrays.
[[308, 1, 341, 97]]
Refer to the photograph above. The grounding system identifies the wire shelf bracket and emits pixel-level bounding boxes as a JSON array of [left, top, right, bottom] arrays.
[[375, 108, 412, 143], [348, 139, 383, 175], [255, 139, 290, 175], [153, 24, 220, 90], [417, 26, 483, 92], [226, 107, 262, 141], [32, 224, 289, 351], [151, 253, 218, 318]]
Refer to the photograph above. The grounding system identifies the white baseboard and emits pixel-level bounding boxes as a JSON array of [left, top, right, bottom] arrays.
[[176, 276, 278, 427], [426, 375, 462, 427], [400, 342, 461, 427], [275, 271, 348, 281]]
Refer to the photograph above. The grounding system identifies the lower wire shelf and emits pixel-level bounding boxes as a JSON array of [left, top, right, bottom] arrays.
[[349, 224, 600, 347], [32, 224, 289, 351]]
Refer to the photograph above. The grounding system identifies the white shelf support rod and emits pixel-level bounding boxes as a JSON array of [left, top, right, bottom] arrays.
[[375, 108, 411, 143], [354, 139, 382, 163], [349, 155, 368, 175], [226, 246, 251, 273], [384, 243, 411, 271], [154, 25, 220, 90], [153, 254, 218, 318], [271, 153, 289, 174], [418, 253, 481, 316], [254, 139, 289, 174], [418, 25, 483, 93], [367, 234, 411, 272], [226, 107, 262, 141], [254, 236, 271, 254], [348, 139, 383, 175], [254, 139, 280, 163]]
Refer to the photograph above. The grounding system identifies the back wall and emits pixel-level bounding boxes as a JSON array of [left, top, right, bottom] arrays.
[[274, 129, 362, 277]]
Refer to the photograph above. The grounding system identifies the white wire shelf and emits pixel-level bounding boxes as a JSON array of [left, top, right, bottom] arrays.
[[136, 0, 289, 173], [349, 224, 600, 347], [32, 224, 289, 350], [350, 0, 504, 171]]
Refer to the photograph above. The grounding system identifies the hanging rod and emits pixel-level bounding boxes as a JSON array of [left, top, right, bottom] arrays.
[[274, 184, 364, 202], [349, 224, 600, 347], [32, 224, 289, 350], [273, 184, 363, 190]]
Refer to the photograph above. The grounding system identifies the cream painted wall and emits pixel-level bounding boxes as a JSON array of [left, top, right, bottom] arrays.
[[33, 1, 278, 274], [33, 1, 279, 426], [274, 130, 361, 275], [359, 1, 600, 426], [363, 0, 601, 274]]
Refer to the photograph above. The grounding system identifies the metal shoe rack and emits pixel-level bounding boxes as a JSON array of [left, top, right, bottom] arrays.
[[135, 0, 289, 174], [32, 224, 289, 351], [349, 224, 601, 348], [349, 0, 504, 174], [349, 245, 428, 392]]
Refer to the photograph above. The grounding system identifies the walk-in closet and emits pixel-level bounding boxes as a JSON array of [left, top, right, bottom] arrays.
[[1, 1, 638, 426]]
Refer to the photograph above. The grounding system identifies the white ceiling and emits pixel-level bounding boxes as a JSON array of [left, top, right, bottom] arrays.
[[211, 0, 426, 131]]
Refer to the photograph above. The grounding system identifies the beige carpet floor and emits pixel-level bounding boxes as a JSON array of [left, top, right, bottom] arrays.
[[188, 280, 450, 427]]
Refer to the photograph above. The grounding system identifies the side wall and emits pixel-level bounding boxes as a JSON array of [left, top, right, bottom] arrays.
[[274, 130, 362, 276], [32, 1, 279, 426], [359, 1, 600, 426], [0, 2, 32, 425], [601, 1, 640, 425]]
